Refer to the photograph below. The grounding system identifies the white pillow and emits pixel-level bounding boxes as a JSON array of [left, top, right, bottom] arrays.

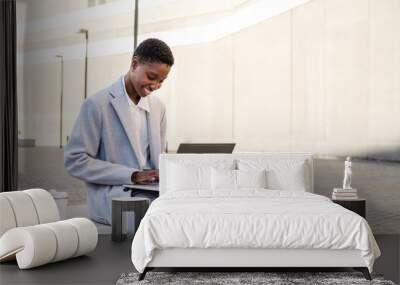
[[168, 163, 209, 191], [237, 158, 307, 191], [266, 168, 306, 191], [211, 168, 236, 190], [167, 160, 235, 192], [210, 169, 268, 190], [236, 169, 267, 189]]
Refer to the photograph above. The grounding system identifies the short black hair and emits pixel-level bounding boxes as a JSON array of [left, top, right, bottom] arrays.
[[133, 38, 174, 66]]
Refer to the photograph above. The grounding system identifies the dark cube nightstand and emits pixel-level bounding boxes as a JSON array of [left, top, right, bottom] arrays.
[[111, 197, 151, 242], [332, 198, 366, 218]]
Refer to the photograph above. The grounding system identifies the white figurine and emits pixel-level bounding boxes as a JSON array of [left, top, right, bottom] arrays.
[[342, 156, 352, 189]]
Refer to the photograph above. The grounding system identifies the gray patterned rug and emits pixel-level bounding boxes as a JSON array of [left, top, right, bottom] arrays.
[[116, 272, 396, 285]]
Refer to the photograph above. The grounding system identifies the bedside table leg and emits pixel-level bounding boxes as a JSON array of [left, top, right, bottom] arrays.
[[112, 201, 123, 242]]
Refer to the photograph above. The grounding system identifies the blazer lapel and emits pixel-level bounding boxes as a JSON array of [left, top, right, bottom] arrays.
[[109, 78, 146, 169]]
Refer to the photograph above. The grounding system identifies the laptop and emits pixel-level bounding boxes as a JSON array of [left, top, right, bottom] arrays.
[[122, 183, 159, 191], [176, 143, 236, 154]]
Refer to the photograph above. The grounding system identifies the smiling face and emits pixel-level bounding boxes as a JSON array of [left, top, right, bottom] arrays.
[[126, 56, 171, 101]]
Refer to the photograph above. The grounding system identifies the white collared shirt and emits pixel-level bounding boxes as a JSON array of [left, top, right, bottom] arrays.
[[122, 77, 151, 170]]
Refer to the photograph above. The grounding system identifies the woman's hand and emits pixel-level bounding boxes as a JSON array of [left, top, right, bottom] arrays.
[[131, 170, 159, 184]]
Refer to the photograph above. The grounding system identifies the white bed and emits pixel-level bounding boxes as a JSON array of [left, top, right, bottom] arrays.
[[131, 153, 380, 280]]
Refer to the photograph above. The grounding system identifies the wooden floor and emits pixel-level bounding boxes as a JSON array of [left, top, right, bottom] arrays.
[[1, 235, 398, 285]]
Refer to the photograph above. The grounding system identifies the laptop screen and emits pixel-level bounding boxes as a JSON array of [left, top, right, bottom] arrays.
[[176, 143, 235, 154]]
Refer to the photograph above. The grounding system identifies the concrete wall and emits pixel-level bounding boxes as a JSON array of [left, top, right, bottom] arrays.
[[16, 0, 400, 159]]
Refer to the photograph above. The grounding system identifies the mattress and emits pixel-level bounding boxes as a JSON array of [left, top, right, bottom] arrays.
[[131, 190, 380, 273]]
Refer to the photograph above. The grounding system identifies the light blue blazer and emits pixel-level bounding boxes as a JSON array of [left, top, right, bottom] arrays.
[[64, 77, 166, 224]]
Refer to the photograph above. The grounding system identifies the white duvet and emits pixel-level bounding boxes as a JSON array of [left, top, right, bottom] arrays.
[[131, 190, 380, 273]]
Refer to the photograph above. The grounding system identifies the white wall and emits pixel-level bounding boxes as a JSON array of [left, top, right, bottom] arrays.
[[17, 0, 400, 158]]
